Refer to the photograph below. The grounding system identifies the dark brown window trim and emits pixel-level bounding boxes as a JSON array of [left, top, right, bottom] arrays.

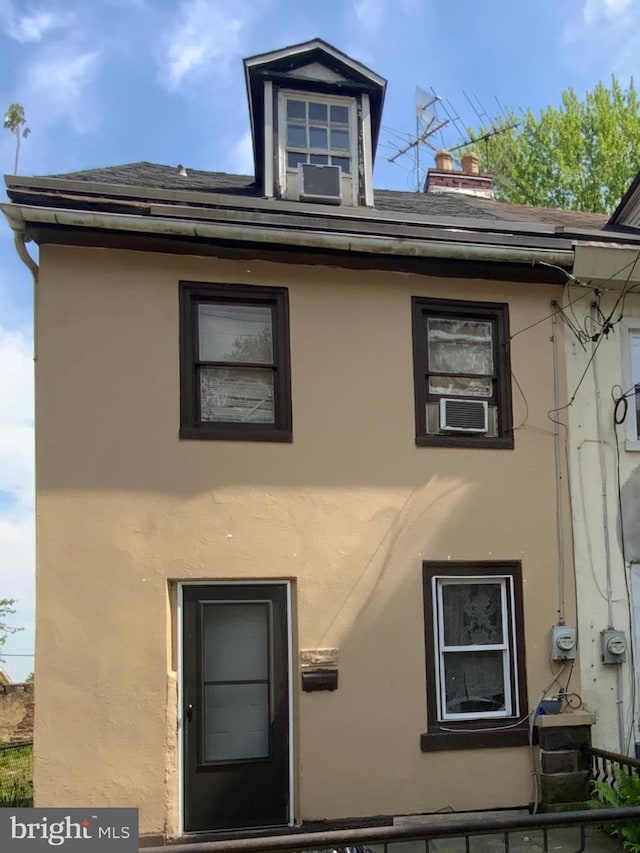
[[179, 282, 292, 442], [411, 297, 513, 449], [421, 561, 528, 753]]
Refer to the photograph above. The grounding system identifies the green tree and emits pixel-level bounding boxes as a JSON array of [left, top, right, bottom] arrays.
[[4, 103, 31, 175], [466, 77, 640, 214], [0, 599, 23, 658]]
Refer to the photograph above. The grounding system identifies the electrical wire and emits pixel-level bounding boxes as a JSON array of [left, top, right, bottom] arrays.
[[511, 370, 530, 431], [510, 288, 593, 340]]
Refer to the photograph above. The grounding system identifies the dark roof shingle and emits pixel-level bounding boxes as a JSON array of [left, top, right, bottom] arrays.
[[41, 160, 609, 232]]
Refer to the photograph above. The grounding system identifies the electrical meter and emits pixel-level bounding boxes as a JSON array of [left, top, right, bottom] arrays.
[[601, 630, 627, 664], [551, 625, 577, 660]]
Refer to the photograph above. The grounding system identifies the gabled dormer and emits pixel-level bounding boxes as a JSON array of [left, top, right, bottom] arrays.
[[244, 38, 386, 207]]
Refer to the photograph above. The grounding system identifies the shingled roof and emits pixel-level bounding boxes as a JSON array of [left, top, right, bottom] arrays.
[[37, 161, 609, 233]]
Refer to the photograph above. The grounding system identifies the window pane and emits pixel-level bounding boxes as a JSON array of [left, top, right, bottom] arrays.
[[198, 304, 273, 363], [443, 650, 506, 714], [200, 367, 274, 423], [205, 683, 269, 760], [286, 99, 305, 119], [428, 376, 492, 397], [309, 127, 328, 148], [330, 129, 350, 150], [442, 582, 503, 645], [310, 154, 329, 165], [330, 105, 349, 124], [203, 603, 268, 682], [308, 102, 327, 122], [288, 151, 307, 168], [287, 124, 306, 147], [332, 156, 350, 174], [428, 318, 493, 375]]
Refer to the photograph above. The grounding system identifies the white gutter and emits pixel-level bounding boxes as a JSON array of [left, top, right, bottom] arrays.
[[1, 203, 575, 267]]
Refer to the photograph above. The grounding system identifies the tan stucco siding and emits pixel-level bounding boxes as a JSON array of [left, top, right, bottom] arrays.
[[34, 245, 572, 834]]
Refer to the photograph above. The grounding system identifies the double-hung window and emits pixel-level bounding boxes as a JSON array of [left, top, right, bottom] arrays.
[[180, 283, 292, 441], [421, 562, 528, 751], [412, 297, 513, 448], [283, 94, 353, 174]]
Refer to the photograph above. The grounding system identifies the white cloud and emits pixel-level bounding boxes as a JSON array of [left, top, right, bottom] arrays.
[[563, 0, 640, 80], [0, 0, 72, 42], [353, 0, 388, 36], [23, 47, 102, 133], [159, 0, 248, 91], [583, 0, 630, 24]]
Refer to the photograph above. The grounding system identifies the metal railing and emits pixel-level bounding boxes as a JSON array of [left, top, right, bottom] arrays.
[[585, 745, 640, 785], [142, 807, 640, 853], [0, 740, 33, 807]]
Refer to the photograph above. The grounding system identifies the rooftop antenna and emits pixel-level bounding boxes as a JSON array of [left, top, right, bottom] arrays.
[[386, 85, 448, 191], [449, 121, 520, 171], [385, 86, 519, 188]]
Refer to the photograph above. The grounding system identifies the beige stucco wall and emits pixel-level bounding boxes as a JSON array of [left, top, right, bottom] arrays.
[[33, 244, 575, 836]]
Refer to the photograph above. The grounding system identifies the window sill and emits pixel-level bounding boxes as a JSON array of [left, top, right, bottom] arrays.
[[180, 425, 293, 442], [625, 438, 640, 452], [416, 435, 514, 450], [420, 723, 532, 752]]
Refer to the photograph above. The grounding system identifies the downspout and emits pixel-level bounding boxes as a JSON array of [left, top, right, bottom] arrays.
[[9, 229, 39, 363], [13, 230, 38, 285]]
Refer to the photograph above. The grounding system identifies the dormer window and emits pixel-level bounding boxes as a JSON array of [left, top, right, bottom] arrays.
[[284, 95, 354, 174], [244, 38, 386, 208], [279, 91, 358, 204]]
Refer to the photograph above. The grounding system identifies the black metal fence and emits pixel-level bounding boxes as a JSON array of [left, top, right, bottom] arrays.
[[0, 741, 33, 807], [142, 807, 640, 853]]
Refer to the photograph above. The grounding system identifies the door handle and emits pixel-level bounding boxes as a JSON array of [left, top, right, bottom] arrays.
[[185, 703, 194, 723]]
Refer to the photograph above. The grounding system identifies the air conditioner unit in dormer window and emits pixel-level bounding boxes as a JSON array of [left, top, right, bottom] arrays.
[[298, 163, 342, 205], [440, 398, 488, 433]]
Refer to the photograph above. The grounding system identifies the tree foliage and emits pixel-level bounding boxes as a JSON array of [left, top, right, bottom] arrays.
[[467, 77, 640, 214], [3, 103, 31, 175]]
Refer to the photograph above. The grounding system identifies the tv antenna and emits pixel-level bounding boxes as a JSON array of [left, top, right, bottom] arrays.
[[386, 86, 449, 192], [385, 86, 519, 189]]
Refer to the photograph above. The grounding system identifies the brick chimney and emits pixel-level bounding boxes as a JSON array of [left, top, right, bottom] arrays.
[[424, 149, 493, 198]]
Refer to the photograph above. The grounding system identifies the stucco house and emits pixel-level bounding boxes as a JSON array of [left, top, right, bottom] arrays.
[[3, 37, 640, 845]]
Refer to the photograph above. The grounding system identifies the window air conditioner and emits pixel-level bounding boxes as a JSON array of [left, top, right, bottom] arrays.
[[440, 398, 488, 433], [298, 163, 342, 205]]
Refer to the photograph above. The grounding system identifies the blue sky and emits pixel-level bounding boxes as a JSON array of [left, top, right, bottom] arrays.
[[0, 0, 637, 680]]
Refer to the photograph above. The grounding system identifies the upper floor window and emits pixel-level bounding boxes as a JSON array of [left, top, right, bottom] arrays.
[[411, 297, 513, 449], [277, 90, 361, 205], [283, 94, 353, 174], [180, 283, 292, 442]]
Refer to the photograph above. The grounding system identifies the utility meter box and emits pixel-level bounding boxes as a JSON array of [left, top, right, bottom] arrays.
[[551, 625, 577, 660], [601, 629, 627, 664]]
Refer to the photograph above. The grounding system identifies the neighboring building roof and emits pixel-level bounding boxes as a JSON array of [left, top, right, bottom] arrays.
[[608, 169, 640, 231]]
